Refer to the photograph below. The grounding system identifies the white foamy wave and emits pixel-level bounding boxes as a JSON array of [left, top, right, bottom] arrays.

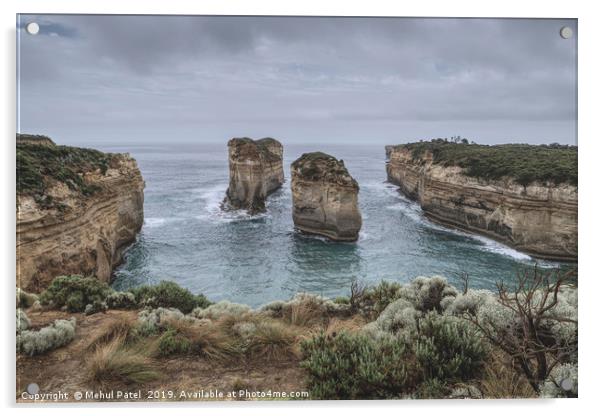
[[195, 184, 270, 223], [144, 217, 168, 228], [358, 231, 370, 242], [471, 235, 532, 261]]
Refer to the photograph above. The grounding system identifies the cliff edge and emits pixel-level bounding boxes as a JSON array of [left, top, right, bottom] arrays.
[[291, 152, 362, 242], [386, 141, 577, 261], [17, 135, 145, 291]]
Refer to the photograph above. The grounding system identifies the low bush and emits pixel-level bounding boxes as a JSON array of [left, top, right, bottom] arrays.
[[156, 328, 192, 357], [106, 291, 137, 309], [192, 301, 251, 320], [301, 331, 413, 399], [16, 288, 38, 309], [351, 280, 402, 319], [261, 293, 349, 326], [39, 275, 111, 312], [414, 312, 486, 382], [17, 318, 77, 356], [539, 363, 578, 398], [17, 308, 31, 332], [131, 281, 210, 313]]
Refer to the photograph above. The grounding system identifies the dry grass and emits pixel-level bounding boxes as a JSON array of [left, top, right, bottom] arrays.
[[323, 316, 366, 336], [248, 320, 299, 361], [87, 336, 159, 386], [478, 352, 536, 398], [86, 318, 134, 351], [287, 299, 328, 327]]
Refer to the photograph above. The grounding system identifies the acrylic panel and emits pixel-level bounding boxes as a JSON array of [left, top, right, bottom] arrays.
[[16, 15, 577, 402]]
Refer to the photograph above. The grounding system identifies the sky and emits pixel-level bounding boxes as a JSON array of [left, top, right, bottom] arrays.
[[17, 15, 577, 146]]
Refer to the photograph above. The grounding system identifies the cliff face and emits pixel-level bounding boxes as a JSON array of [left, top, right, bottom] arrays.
[[17, 141, 144, 291], [386, 146, 577, 261], [291, 152, 362, 242], [223, 137, 284, 214]]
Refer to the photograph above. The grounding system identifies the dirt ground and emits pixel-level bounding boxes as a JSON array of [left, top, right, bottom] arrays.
[[17, 310, 309, 403]]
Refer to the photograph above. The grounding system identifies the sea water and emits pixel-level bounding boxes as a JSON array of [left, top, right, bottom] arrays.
[[92, 141, 561, 307]]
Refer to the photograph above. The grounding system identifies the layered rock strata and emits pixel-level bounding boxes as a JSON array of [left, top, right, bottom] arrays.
[[223, 137, 284, 214], [291, 152, 362, 242], [386, 146, 577, 261], [17, 139, 145, 291]]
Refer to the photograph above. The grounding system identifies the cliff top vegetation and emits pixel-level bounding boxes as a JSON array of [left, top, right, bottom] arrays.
[[228, 137, 283, 163], [393, 139, 577, 186], [17, 135, 120, 205], [292, 152, 359, 188]]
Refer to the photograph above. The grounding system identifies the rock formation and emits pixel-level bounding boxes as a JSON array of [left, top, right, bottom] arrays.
[[291, 152, 362, 242], [386, 145, 577, 261], [223, 137, 284, 214], [17, 138, 145, 291]]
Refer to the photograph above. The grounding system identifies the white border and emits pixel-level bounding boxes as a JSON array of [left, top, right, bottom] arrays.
[[2, 1, 601, 415]]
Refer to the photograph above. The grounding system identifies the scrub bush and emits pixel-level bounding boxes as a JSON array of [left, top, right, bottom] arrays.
[[106, 291, 137, 309], [17, 308, 31, 331], [39, 275, 111, 312], [192, 301, 251, 320], [156, 328, 192, 357], [16, 288, 38, 308], [414, 312, 486, 382], [17, 318, 77, 356], [539, 363, 578, 398], [300, 331, 413, 399], [131, 281, 210, 313]]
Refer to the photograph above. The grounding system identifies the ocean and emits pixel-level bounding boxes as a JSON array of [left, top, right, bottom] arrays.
[[92, 141, 560, 307]]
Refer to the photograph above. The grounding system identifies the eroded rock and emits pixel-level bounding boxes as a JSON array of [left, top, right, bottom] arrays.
[[223, 137, 284, 214], [291, 152, 362, 241]]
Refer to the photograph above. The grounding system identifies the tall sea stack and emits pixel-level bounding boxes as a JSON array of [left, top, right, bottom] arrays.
[[291, 152, 362, 242], [223, 137, 285, 214]]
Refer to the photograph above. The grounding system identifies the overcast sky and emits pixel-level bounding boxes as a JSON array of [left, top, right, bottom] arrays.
[[17, 15, 577, 146]]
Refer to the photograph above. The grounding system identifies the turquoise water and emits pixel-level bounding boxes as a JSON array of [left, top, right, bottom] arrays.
[[96, 142, 559, 307]]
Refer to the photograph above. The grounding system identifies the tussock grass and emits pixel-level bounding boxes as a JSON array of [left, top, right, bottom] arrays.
[[86, 318, 135, 351], [478, 353, 536, 398], [248, 320, 299, 361], [87, 336, 159, 386]]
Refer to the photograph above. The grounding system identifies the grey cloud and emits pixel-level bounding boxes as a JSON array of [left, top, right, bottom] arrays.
[[17, 15, 577, 145]]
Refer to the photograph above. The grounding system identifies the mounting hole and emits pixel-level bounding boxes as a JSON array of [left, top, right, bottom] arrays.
[[26, 383, 40, 394], [560, 26, 573, 39], [25, 22, 40, 35], [560, 378, 574, 391]]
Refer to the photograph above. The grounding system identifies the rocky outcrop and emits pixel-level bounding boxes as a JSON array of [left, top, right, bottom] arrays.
[[386, 146, 577, 261], [291, 152, 362, 242], [17, 139, 144, 291], [223, 137, 284, 214]]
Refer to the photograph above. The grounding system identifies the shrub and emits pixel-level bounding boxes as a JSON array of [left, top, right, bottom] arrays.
[[351, 280, 402, 319], [17, 308, 31, 332], [106, 291, 137, 309], [414, 312, 486, 382], [17, 318, 77, 356], [131, 281, 210, 313], [192, 301, 251, 320], [539, 363, 578, 398], [371, 298, 420, 335], [136, 307, 195, 335], [84, 300, 108, 315], [156, 328, 192, 357], [300, 331, 413, 399], [398, 276, 458, 313], [87, 337, 158, 385], [39, 275, 112, 312], [261, 293, 349, 326], [16, 288, 38, 308]]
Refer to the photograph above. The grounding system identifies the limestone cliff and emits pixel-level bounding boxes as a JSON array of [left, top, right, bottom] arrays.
[[223, 137, 284, 214], [291, 152, 362, 242], [386, 144, 577, 261], [17, 138, 144, 291]]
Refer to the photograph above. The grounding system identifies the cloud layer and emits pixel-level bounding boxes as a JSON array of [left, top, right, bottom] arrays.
[[17, 15, 577, 145]]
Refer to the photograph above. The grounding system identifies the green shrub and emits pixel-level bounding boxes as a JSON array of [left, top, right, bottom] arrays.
[[40, 275, 112, 312], [17, 308, 31, 332], [16, 288, 38, 308], [106, 291, 137, 309], [539, 363, 578, 398], [156, 328, 192, 357], [192, 300, 250, 320], [414, 312, 486, 382], [352, 280, 403, 319], [395, 140, 577, 186], [17, 318, 77, 356], [300, 331, 413, 399], [131, 281, 211, 314]]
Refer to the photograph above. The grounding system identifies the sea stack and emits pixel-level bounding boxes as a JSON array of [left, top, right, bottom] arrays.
[[16, 134, 145, 291], [291, 152, 362, 242], [223, 137, 284, 214]]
